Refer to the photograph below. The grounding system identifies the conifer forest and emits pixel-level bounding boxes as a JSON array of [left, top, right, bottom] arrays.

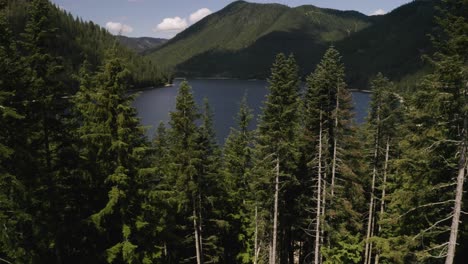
[[0, 0, 467, 263]]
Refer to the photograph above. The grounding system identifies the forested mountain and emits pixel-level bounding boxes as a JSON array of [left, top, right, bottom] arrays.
[[4, 0, 168, 89], [116, 36, 167, 54], [1, 0, 467, 263], [147, 0, 436, 89]]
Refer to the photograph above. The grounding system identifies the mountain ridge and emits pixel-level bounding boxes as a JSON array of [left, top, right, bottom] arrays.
[[116, 36, 167, 54], [146, 0, 436, 89]]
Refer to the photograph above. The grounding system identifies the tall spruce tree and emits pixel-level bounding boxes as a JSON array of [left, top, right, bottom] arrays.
[[165, 81, 203, 263], [223, 96, 254, 263], [362, 73, 403, 264], [135, 122, 173, 264], [75, 54, 148, 263], [0, 3, 30, 262], [252, 53, 301, 264], [194, 98, 226, 263], [302, 47, 363, 264], [380, 0, 467, 262], [18, 0, 80, 261]]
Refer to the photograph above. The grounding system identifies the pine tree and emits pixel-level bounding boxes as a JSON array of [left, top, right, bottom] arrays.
[[252, 53, 301, 264], [164, 81, 203, 263], [194, 98, 225, 263], [135, 122, 173, 264], [372, 1, 468, 263], [75, 54, 148, 263], [361, 73, 403, 264], [0, 3, 31, 262], [17, 0, 80, 261], [223, 96, 254, 263], [302, 47, 363, 264]]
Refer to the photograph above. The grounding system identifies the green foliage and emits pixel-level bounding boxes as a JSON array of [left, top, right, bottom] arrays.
[[302, 46, 364, 263], [251, 53, 302, 262], [223, 96, 254, 262], [1, 0, 467, 263], [0, 4, 31, 263], [322, 231, 362, 264], [5, 0, 167, 89], [75, 54, 148, 263], [376, 0, 468, 262]]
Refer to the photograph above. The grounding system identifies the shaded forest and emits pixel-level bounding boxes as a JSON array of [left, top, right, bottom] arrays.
[[1, 0, 467, 264]]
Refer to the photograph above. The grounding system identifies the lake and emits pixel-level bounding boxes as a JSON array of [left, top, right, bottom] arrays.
[[133, 79, 371, 143]]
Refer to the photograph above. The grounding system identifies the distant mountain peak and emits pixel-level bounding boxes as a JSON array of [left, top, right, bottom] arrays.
[[146, 0, 436, 88]]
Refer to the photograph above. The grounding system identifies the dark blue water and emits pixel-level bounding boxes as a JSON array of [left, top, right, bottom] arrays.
[[133, 79, 371, 143]]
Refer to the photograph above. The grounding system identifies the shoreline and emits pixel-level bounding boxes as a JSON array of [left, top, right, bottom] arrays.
[[133, 79, 373, 93]]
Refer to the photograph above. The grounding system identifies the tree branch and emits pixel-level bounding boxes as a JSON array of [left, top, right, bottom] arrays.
[[399, 200, 455, 219]]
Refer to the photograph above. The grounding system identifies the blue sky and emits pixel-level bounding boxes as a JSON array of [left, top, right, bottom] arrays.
[[51, 0, 413, 39]]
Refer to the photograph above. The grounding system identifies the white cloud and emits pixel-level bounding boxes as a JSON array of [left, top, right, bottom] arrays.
[[371, 9, 386, 16], [105, 21, 133, 34], [189, 8, 212, 23], [153, 8, 211, 37], [154, 16, 188, 32]]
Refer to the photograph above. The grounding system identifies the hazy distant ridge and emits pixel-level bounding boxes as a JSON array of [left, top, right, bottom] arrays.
[[117, 36, 167, 54]]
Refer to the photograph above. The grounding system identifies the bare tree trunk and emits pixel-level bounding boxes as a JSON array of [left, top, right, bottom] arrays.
[[365, 107, 380, 264], [364, 155, 377, 264], [193, 195, 202, 264], [320, 172, 327, 264], [445, 142, 466, 264], [319, 176, 327, 264], [198, 192, 204, 262], [375, 137, 390, 264], [367, 202, 376, 264], [254, 206, 259, 264], [314, 112, 323, 264], [445, 81, 468, 264], [269, 241, 273, 264], [271, 157, 280, 264]]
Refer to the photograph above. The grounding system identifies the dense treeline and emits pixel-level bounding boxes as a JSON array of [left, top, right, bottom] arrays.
[[4, 0, 168, 90], [1, 0, 467, 264]]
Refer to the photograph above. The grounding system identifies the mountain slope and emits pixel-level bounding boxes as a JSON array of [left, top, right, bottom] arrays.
[[337, 0, 436, 88], [5, 0, 168, 89], [117, 36, 167, 53], [148, 0, 371, 73], [147, 0, 436, 88]]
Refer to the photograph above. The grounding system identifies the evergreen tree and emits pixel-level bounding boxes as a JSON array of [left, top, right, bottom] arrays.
[[361, 73, 403, 264], [75, 54, 148, 263], [135, 122, 174, 264], [223, 96, 254, 263], [16, 0, 80, 261], [381, 1, 467, 262], [0, 3, 31, 262], [194, 98, 226, 263], [302, 47, 363, 264], [252, 53, 301, 264], [164, 81, 203, 263]]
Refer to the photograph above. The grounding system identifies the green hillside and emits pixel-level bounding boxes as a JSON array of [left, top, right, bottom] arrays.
[[337, 0, 436, 89], [147, 1, 370, 73], [147, 0, 436, 88], [5, 0, 168, 89], [117, 36, 167, 53]]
